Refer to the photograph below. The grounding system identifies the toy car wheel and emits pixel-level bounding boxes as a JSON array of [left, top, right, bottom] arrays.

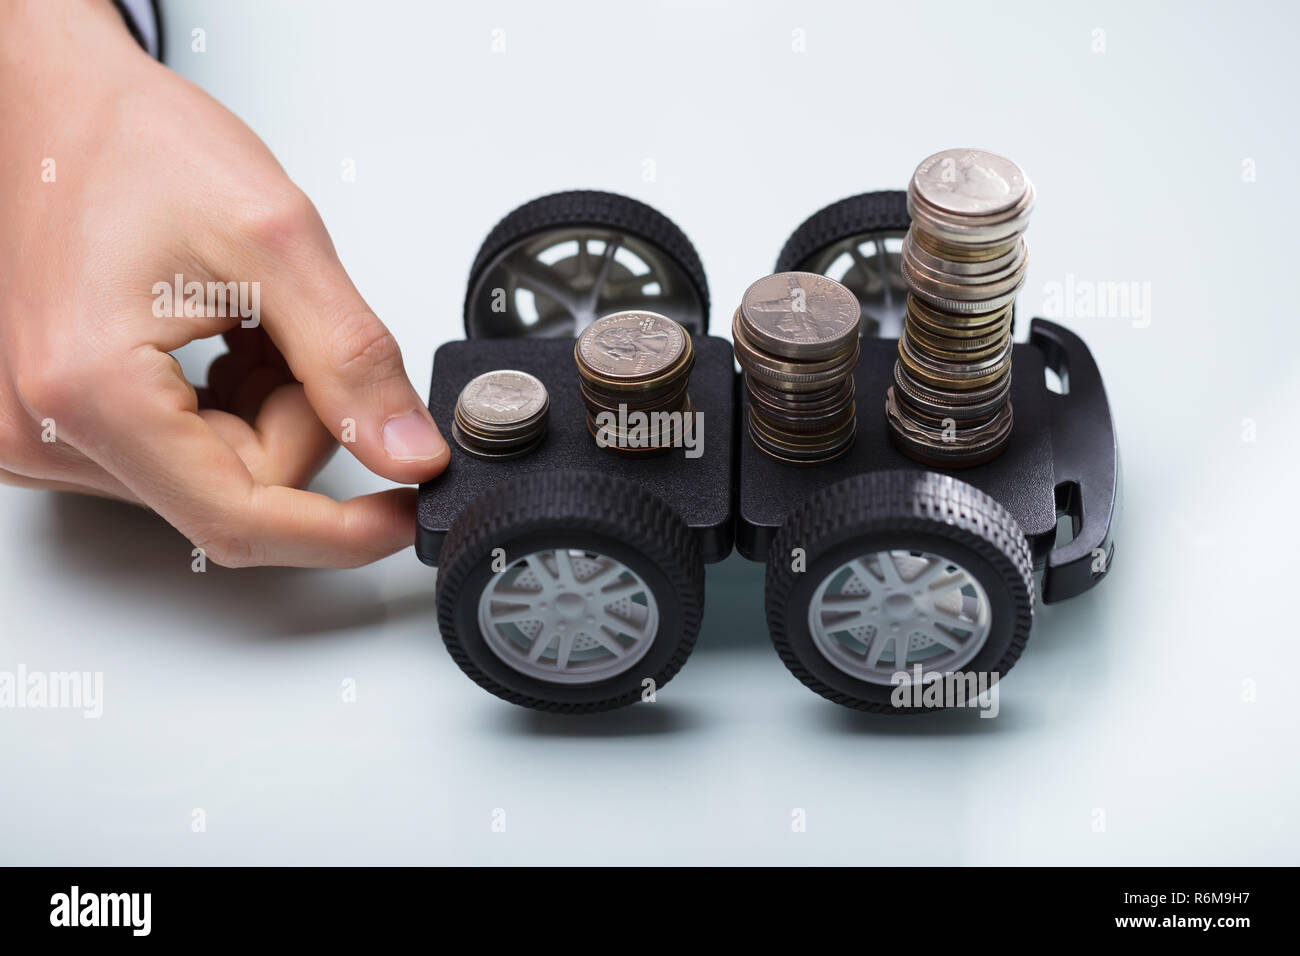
[[776, 191, 911, 338], [765, 470, 1034, 713], [436, 470, 705, 712], [463, 190, 710, 339]]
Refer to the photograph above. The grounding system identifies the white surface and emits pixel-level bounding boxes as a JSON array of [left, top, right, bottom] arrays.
[[2, 0, 1297, 865]]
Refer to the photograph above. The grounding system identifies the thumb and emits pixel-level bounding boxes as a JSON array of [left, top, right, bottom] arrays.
[[224, 198, 449, 484]]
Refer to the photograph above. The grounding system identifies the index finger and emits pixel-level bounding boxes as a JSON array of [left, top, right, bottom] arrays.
[[72, 348, 415, 568]]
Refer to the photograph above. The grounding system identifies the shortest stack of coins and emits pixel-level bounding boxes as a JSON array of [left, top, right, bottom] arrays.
[[452, 369, 550, 460], [887, 148, 1034, 467], [574, 310, 694, 457], [734, 272, 861, 466]]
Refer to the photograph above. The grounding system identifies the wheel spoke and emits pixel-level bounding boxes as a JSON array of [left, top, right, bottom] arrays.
[[822, 608, 870, 630], [852, 557, 881, 588], [820, 593, 874, 611], [586, 628, 627, 658], [914, 557, 955, 588], [925, 623, 966, 651], [552, 549, 579, 587], [502, 256, 579, 310], [893, 634, 908, 668], [849, 244, 876, 286], [490, 586, 543, 601], [584, 561, 626, 591], [490, 605, 543, 624], [523, 553, 556, 588], [576, 234, 591, 279], [932, 605, 975, 631], [586, 234, 623, 307], [603, 273, 655, 296], [875, 551, 904, 587], [928, 570, 972, 598], [595, 580, 640, 602], [555, 632, 576, 671], [865, 630, 891, 667], [598, 609, 640, 639], [526, 627, 554, 662]]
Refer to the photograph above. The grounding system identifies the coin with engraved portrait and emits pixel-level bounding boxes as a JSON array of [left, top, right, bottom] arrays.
[[907, 148, 1035, 246], [573, 311, 695, 458], [453, 369, 550, 460], [457, 370, 548, 430], [732, 275, 862, 467], [739, 272, 859, 360], [575, 310, 687, 382], [911, 148, 1028, 217]]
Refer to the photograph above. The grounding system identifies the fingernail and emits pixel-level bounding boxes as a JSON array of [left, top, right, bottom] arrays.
[[382, 410, 445, 461]]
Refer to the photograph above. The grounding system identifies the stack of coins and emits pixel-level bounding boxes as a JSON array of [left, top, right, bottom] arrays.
[[887, 148, 1034, 467], [574, 310, 695, 457], [734, 272, 860, 466], [452, 369, 550, 460]]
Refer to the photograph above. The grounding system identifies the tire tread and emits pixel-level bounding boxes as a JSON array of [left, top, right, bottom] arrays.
[[775, 191, 911, 273], [436, 470, 704, 713], [464, 190, 710, 334], [765, 470, 1034, 713]]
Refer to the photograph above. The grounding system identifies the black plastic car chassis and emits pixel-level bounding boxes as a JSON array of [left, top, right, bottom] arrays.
[[416, 318, 1118, 711]]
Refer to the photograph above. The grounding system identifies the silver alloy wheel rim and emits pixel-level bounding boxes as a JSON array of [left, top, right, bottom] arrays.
[[807, 549, 992, 684], [477, 548, 660, 684], [799, 230, 909, 338], [467, 228, 706, 338]]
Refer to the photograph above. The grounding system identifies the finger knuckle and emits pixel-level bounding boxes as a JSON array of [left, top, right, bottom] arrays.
[[237, 186, 321, 252], [325, 311, 404, 382]]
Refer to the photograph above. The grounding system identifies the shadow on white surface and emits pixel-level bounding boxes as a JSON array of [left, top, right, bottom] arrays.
[[810, 699, 1029, 736], [489, 702, 706, 738], [40, 492, 435, 642]]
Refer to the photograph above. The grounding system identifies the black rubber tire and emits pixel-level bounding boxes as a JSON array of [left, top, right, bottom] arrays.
[[436, 470, 705, 713], [765, 470, 1034, 713], [463, 189, 711, 337], [775, 190, 911, 274]]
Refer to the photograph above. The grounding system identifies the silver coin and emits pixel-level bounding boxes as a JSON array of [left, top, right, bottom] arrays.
[[901, 251, 1027, 297], [452, 421, 546, 461], [576, 310, 686, 381], [907, 189, 1035, 247], [739, 272, 860, 360], [885, 389, 1014, 466], [904, 232, 1027, 279], [456, 369, 548, 429], [901, 257, 1027, 313], [911, 149, 1029, 218]]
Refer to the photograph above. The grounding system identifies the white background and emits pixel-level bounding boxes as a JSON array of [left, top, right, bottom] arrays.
[[2, 0, 1297, 864]]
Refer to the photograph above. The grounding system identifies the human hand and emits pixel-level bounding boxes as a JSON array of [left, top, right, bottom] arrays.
[[0, 0, 449, 567]]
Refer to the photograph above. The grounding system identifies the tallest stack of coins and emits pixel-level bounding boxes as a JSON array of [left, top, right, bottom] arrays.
[[886, 148, 1035, 467]]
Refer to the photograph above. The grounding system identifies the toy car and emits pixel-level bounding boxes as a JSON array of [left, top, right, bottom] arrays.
[[418, 190, 1119, 713]]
